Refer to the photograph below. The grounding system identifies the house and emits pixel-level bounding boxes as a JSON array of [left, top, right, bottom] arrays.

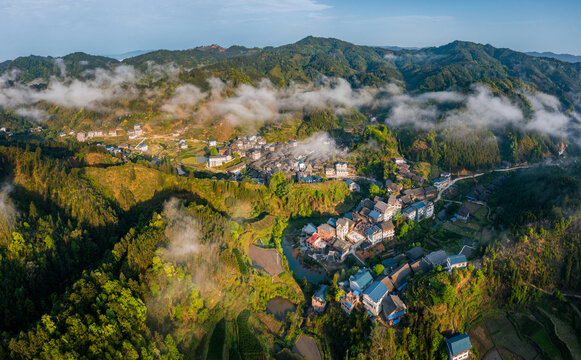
[[362, 281, 389, 316], [340, 290, 360, 315], [349, 268, 373, 292], [324, 167, 335, 177], [335, 162, 349, 177], [374, 201, 389, 219], [457, 206, 470, 222], [306, 233, 326, 250], [76, 131, 87, 142], [312, 285, 328, 313], [344, 179, 360, 192], [405, 246, 425, 261], [317, 224, 336, 241], [135, 143, 149, 152], [393, 157, 406, 165], [386, 182, 403, 194], [424, 186, 437, 199], [379, 220, 395, 240], [380, 276, 396, 293], [336, 218, 354, 240], [249, 150, 262, 161], [410, 259, 432, 275], [368, 210, 383, 223], [208, 154, 232, 167], [402, 206, 417, 221], [382, 254, 406, 273], [208, 139, 217, 147], [331, 238, 351, 260], [302, 223, 318, 236], [366, 225, 383, 245], [447, 255, 467, 270], [412, 201, 434, 220], [226, 162, 246, 175], [389, 263, 413, 292], [446, 334, 472, 360], [425, 250, 448, 267], [382, 294, 407, 325]]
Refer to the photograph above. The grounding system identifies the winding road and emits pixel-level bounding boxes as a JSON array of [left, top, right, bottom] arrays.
[[434, 164, 534, 202]]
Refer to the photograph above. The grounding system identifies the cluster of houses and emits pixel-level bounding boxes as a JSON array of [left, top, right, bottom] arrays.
[[465, 176, 505, 203], [74, 124, 143, 142], [311, 246, 468, 324], [0, 127, 14, 136], [395, 158, 424, 184], [207, 135, 354, 184], [301, 194, 403, 262]]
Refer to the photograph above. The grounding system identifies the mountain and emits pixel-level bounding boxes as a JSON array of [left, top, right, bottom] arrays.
[[1, 37, 580, 109], [122, 44, 261, 70], [0, 52, 119, 82], [526, 51, 581, 63], [103, 49, 153, 61]]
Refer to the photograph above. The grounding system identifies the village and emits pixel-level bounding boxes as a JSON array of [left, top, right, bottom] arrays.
[[49, 123, 555, 360]]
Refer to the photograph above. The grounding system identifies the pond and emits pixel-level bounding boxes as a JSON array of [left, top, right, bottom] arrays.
[[266, 297, 296, 322], [282, 239, 326, 284]]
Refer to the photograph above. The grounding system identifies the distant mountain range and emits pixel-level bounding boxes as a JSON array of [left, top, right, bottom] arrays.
[[1, 37, 580, 110], [525, 51, 581, 63], [102, 50, 153, 61]]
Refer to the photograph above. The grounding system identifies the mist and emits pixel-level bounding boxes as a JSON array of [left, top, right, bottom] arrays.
[[291, 132, 347, 161], [0, 182, 17, 240]]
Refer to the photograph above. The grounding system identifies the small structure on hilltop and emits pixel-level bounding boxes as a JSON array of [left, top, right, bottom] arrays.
[[446, 254, 467, 271], [445, 333, 472, 360]]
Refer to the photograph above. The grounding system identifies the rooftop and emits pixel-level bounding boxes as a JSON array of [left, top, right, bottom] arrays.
[[362, 280, 389, 303], [446, 334, 472, 356], [448, 254, 467, 266]]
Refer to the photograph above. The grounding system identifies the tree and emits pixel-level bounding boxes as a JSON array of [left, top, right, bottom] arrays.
[[210, 147, 218, 156], [373, 264, 384, 277]]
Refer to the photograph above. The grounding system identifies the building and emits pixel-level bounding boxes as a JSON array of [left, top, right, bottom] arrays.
[[306, 233, 326, 250], [335, 162, 349, 177], [208, 139, 217, 147], [368, 210, 383, 223], [312, 285, 328, 313], [208, 155, 232, 167], [324, 167, 336, 177], [362, 281, 389, 316], [393, 157, 406, 165], [340, 290, 360, 315], [379, 220, 395, 240], [135, 143, 149, 152], [446, 334, 472, 360], [317, 224, 336, 241], [389, 263, 413, 292], [405, 246, 425, 261], [336, 218, 354, 240], [413, 201, 434, 220], [366, 225, 383, 245], [331, 238, 351, 260], [76, 131, 87, 142], [447, 255, 468, 270], [302, 223, 318, 236], [402, 206, 417, 221], [349, 268, 373, 292], [374, 201, 390, 220], [344, 179, 360, 192], [249, 150, 262, 161], [382, 294, 406, 325], [425, 250, 448, 267], [457, 206, 470, 222], [226, 162, 247, 175]]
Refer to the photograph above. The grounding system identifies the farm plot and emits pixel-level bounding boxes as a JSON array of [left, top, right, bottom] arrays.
[[292, 335, 322, 360], [248, 245, 284, 276]]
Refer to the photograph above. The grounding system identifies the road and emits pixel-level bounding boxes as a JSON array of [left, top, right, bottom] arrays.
[[434, 164, 533, 202]]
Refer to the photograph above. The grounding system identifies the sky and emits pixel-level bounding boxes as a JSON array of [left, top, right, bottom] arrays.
[[1, 0, 580, 61]]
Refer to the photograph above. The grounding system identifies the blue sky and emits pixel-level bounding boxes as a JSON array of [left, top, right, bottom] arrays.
[[1, 0, 580, 61]]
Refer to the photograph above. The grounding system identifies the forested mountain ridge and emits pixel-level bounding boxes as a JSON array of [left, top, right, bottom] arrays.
[[2, 37, 580, 110]]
